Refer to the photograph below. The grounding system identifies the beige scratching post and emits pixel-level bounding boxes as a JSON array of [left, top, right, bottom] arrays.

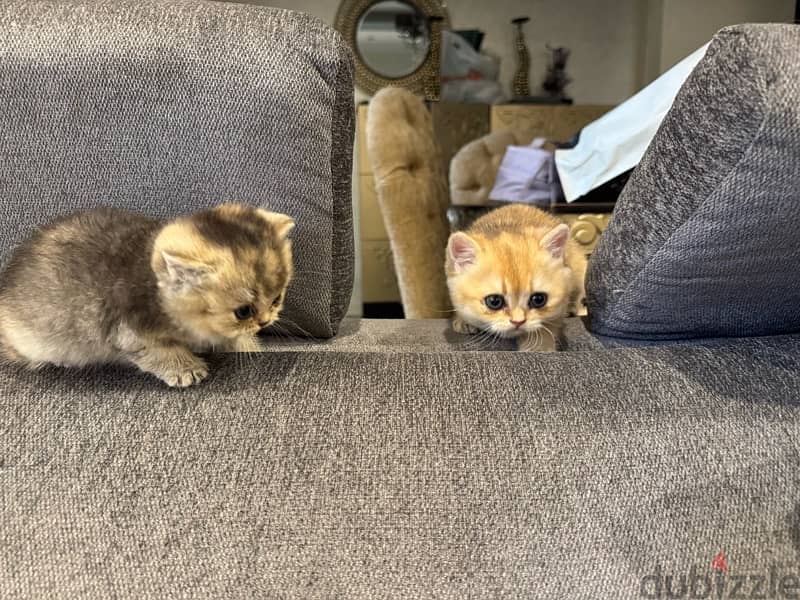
[[366, 88, 451, 318]]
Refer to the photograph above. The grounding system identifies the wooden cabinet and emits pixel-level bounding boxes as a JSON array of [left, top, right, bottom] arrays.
[[490, 104, 610, 144]]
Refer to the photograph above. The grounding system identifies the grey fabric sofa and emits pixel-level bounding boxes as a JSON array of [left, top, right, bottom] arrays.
[[1, 3, 799, 599]]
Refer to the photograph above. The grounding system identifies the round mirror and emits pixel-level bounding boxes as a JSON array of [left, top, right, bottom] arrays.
[[335, 0, 449, 96], [355, 1, 430, 78]]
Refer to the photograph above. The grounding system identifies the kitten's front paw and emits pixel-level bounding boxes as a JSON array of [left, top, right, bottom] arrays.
[[161, 363, 209, 387], [130, 345, 209, 387], [452, 316, 480, 335]]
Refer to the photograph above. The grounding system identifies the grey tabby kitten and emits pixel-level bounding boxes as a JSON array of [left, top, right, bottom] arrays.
[[0, 204, 294, 387]]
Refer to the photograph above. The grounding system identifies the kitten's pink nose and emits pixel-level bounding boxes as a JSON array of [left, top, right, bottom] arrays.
[[510, 319, 526, 328]]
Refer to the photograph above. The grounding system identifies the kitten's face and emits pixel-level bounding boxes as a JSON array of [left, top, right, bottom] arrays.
[[446, 226, 573, 338], [152, 204, 294, 345]]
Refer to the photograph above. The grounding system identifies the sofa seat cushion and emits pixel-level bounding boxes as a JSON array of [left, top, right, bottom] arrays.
[[2, 335, 799, 597]]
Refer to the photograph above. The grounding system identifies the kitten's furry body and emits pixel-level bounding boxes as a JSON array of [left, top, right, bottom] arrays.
[[0, 204, 294, 386], [445, 204, 586, 352]]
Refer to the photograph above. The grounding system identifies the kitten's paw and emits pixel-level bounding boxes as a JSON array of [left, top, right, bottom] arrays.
[[452, 316, 480, 335], [161, 363, 208, 387], [131, 345, 209, 387]]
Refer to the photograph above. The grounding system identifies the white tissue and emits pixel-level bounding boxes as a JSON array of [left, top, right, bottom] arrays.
[[554, 43, 710, 202]]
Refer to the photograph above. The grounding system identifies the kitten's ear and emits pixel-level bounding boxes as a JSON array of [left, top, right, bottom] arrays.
[[540, 224, 570, 260], [447, 232, 480, 273], [160, 252, 212, 288], [257, 209, 295, 240]]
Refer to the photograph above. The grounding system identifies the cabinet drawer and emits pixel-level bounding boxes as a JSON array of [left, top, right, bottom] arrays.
[[359, 175, 388, 240], [490, 104, 612, 144], [357, 104, 372, 176], [361, 240, 401, 303]]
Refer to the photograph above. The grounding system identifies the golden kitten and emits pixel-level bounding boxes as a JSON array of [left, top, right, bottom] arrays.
[[445, 204, 586, 352], [0, 203, 294, 386]]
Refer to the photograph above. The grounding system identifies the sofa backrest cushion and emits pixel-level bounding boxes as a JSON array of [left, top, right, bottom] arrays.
[[0, 0, 355, 337], [586, 24, 800, 340]]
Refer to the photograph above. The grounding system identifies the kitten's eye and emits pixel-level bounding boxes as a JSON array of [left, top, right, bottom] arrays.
[[234, 305, 255, 320], [528, 293, 548, 309], [484, 294, 505, 310], [271, 294, 282, 308]]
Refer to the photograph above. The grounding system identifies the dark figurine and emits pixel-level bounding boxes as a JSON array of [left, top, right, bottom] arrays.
[[542, 44, 572, 101]]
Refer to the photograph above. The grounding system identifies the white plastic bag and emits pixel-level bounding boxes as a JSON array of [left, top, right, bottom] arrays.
[[440, 30, 506, 104], [554, 43, 709, 201]]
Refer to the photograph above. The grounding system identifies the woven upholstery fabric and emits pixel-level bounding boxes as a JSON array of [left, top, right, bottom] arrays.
[[587, 24, 800, 340], [2, 334, 800, 598], [0, 0, 355, 337]]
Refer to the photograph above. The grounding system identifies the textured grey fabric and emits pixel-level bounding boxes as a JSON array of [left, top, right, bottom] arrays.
[[2, 335, 800, 598], [587, 24, 800, 340], [0, 0, 355, 337]]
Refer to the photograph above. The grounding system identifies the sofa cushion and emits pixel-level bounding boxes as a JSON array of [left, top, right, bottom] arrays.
[[0, 0, 355, 337], [586, 24, 800, 340], [1, 336, 799, 597]]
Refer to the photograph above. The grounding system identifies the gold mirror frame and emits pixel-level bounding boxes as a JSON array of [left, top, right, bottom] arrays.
[[334, 0, 449, 98]]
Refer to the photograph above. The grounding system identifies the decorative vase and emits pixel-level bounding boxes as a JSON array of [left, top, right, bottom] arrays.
[[511, 17, 530, 99]]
